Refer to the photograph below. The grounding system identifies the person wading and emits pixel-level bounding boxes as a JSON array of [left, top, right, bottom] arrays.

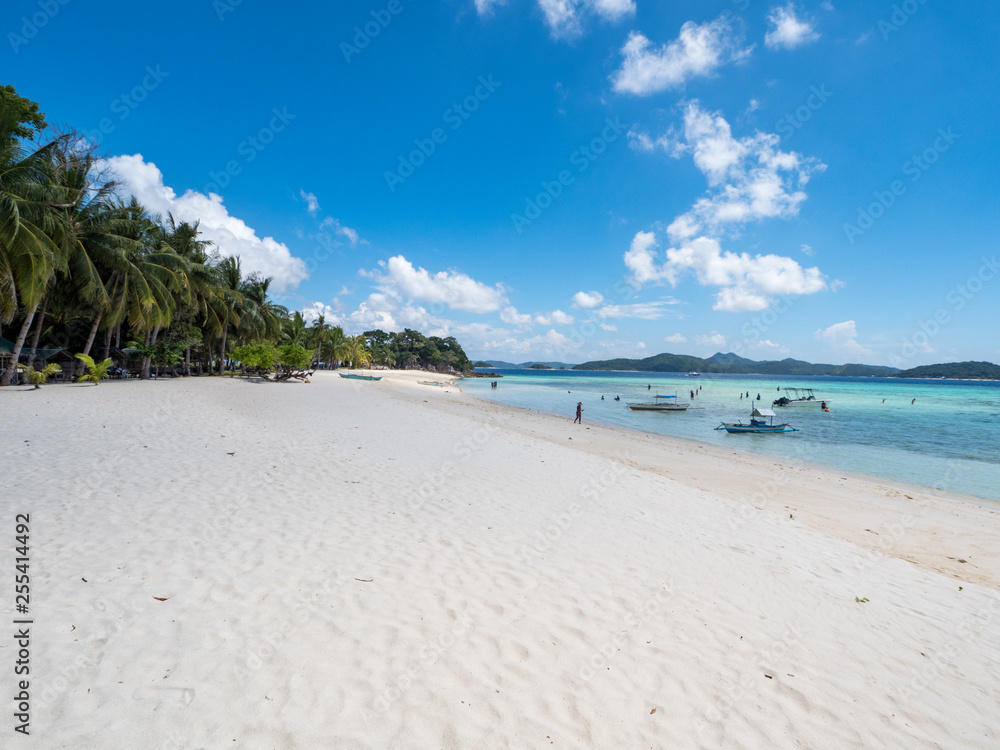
[[574, 402, 583, 424]]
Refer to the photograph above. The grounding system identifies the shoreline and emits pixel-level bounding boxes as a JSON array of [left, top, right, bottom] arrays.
[[442, 375, 1000, 590], [460, 379, 998, 510]]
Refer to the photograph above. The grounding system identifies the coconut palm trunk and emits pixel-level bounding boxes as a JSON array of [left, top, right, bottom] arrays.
[[102, 328, 113, 361], [141, 326, 159, 380], [82, 311, 103, 357], [1, 302, 39, 386], [26, 296, 48, 368], [218, 329, 228, 375]]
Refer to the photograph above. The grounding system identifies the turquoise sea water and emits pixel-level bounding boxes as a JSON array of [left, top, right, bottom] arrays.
[[461, 370, 1000, 503]]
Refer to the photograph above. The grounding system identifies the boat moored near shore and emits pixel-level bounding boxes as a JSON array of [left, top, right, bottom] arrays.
[[716, 407, 799, 434]]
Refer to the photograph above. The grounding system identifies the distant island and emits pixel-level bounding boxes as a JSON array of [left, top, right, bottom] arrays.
[[892, 361, 1000, 380], [574, 351, 900, 377], [474, 352, 1000, 380], [474, 360, 577, 369]]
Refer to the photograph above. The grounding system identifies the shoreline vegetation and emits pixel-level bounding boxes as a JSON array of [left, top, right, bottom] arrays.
[[0, 87, 476, 385]]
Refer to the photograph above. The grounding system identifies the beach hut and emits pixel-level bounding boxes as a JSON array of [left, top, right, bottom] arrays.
[[28, 347, 75, 382], [0, 337, 12, 368], [0, 336, 75, 382]]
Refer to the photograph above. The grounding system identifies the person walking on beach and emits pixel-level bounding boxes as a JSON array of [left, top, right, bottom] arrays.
[[574, 402, 583, 424]]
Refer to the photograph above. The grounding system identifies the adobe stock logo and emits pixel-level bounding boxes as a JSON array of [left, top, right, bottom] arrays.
[[8, 0, 71, 53], [384, 76, 501, 192], [341, 0, 409, 63]]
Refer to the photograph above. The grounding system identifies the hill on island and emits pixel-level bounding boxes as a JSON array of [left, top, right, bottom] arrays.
[[474, 360, 577, 369], [892, 361, 1000, 380], [574, 352, 900, 377]]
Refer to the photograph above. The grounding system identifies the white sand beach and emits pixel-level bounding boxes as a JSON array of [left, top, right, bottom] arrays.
[[4, 371, 1000, 749]]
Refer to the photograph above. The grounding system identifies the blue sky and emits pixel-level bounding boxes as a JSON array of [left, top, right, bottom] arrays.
[[6, 0, 999, 365]]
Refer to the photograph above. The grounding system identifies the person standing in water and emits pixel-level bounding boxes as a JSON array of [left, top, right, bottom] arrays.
[[574, 402, 583, 424]]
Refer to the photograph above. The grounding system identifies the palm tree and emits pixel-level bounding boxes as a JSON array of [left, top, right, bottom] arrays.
[[0, 108, 69, 386], [100, 198, 189, 379], [18, 361, 60, 388], [343, 334, 370, 369], [282, 311, 308, 347], [237, 274, 286, 345], [325, 325, 347, 370], [308, 314, 329, 367], [162, 216, 215, 373], [50, 148, 145, 361], [327, 326, 350, 369], [213, 256, 245, 375], [75, 353, 113, 384]]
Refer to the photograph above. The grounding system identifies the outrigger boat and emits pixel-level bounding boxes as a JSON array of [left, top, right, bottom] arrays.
[[626, 395, 690, 412], [418, 380, 446, 387], [716, 407, 799, 434], [773, 387, 829, 407], [339, 373, 382, 381]]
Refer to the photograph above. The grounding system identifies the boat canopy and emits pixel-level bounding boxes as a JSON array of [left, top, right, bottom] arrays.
[[752, 408, 777, 417]]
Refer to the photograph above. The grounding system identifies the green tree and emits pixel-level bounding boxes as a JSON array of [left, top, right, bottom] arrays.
[[0, 102, 69, 386], [18, 361, 60, 388], [75, 353, 113, 385], [0, 86, 47, 141]]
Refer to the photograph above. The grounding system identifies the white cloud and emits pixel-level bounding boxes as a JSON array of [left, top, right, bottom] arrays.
[[600, 323, 618, 332], [299, 190, 320, 216], [319, 216, 365, 247], [749, 338, 790, 355], [537, 0, 635, 38], [665, 333, 687, 343], [696, 332, 727, 348], [500, 306, 533, 327], [611, 16, 752, 96], [105, 154, 307, 293], [300, 301, 339, 324], [477, 0, 633, 37], [622, 231, 662, 285], [800, 243, 814, 256], [624, 232, 826, 312], [815, 320, 876, 360], [363, 256, 508, 314], [474, 0, 506, 15], [572, 290, 605, 308], [765, 3, 820, 50], [652, 101, 825, 241], [480, 329, 575, 358], [534, 309, 575, 326], [592, 300, 679, 320], [624, 103, 828, 311]]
